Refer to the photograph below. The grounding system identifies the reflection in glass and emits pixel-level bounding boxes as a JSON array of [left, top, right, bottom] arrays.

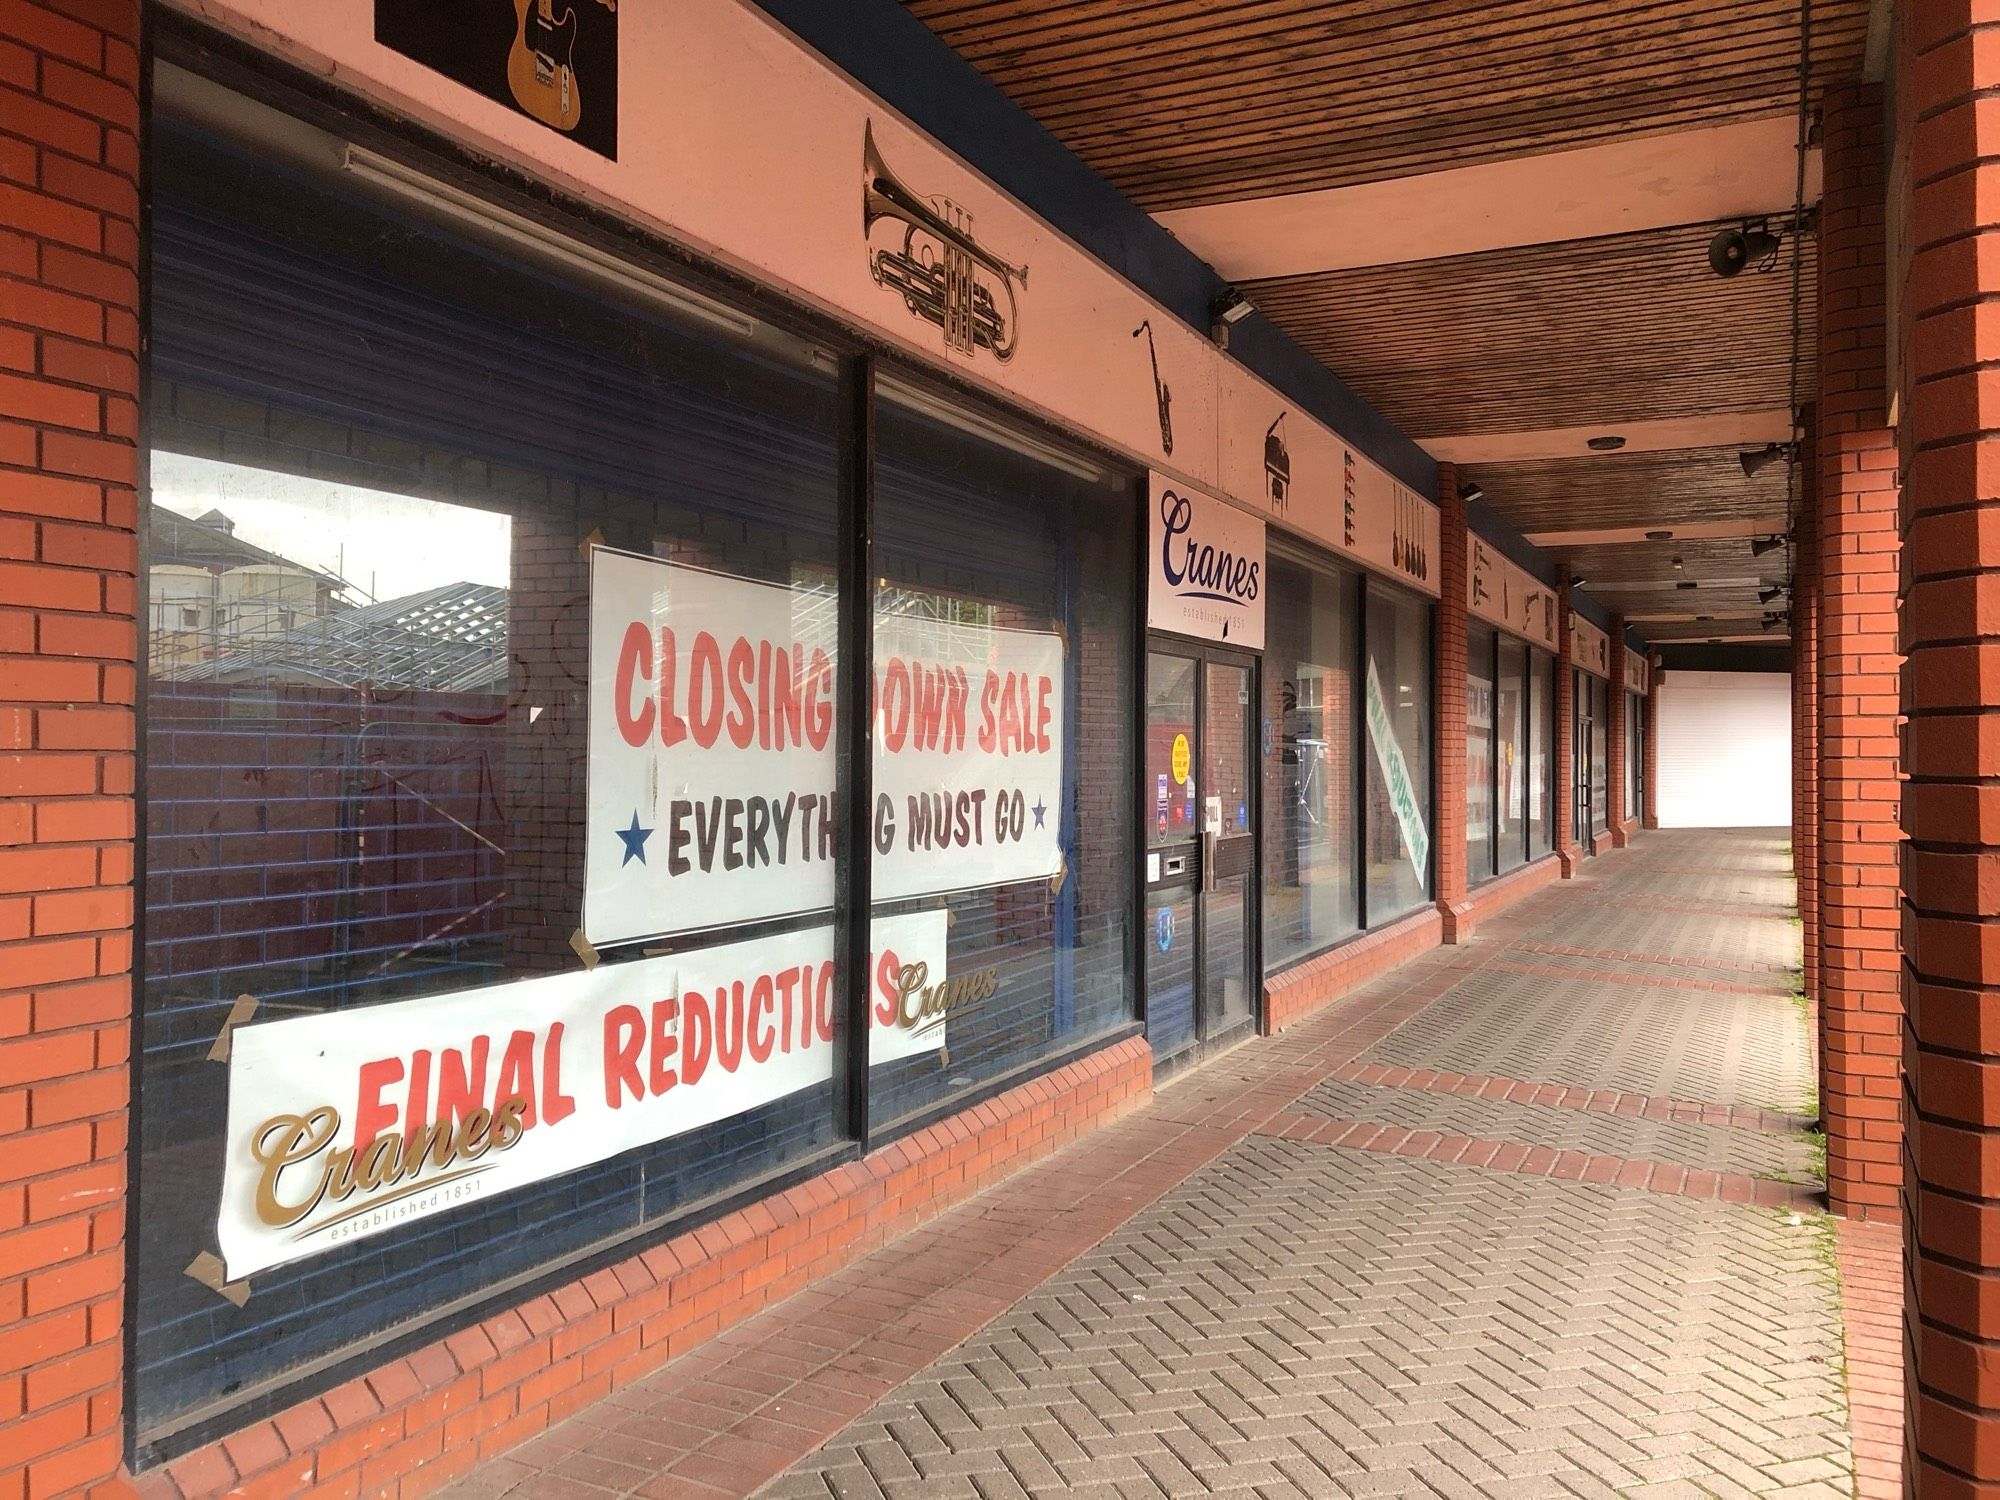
[[1466, 623, 1495, 883], [1364, 584, 1433, 923], [1261, 556, 1358, 968], [1529, 651, 1554, 855], [1496, 635, 1528, 874]]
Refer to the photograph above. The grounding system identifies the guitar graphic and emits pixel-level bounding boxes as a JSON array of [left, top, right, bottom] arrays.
[[509, 0, 583, 133]]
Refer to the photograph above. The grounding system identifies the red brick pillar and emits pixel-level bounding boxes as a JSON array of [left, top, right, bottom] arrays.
[[1793, 410, 1821, 1007], [0, 3, 143, 1496], [1817, 83, 1903, 1223], [1642, 658, 1660, 831], [1554, 580, 1580, 878], [1434, 464, 1472, 940], [1901, 4, 2000, 1487], [1606, 614, 1629, 849]]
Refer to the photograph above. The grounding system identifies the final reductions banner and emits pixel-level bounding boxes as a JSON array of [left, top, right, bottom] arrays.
[[584, 547, 1066, 948], [219, 913, 947, 1280]]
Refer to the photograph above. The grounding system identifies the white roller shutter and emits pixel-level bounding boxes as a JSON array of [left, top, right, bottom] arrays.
[[1655, 671, 1792, 828]]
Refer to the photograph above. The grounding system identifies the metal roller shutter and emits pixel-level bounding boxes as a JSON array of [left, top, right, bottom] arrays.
[[1655, 671, 1792, 828]]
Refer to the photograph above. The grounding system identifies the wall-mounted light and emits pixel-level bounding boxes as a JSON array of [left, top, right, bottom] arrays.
[[1740, 444, 1796, 479], [1750, 534, 1785, 557], [1459, 480, 1485, 505], [1707, 211, 1812, 279], [1209, 287, 1255, 347], [1758, 584, 1785, 605], [1569, 574, 1587, 588]]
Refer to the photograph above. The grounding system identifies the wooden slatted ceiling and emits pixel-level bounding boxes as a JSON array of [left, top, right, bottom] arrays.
[[1473, 446, 1797, 537], [1244, 221, 1816, 439], [1559, 535, 1789, 639], [902, 0, 1868, 210]]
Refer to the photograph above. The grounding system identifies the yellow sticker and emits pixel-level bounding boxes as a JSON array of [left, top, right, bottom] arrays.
[[1171, 733, 1191, 786]]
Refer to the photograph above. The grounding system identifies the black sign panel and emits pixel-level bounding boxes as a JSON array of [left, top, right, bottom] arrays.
[[376, 1, 618, 160]]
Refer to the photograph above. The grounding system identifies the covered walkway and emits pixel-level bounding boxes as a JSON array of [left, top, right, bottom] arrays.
[[449, 832, 1894, 1500]]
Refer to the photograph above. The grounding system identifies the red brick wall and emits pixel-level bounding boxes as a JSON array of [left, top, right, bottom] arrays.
[[1793, 410, 1821, 1009], [1263, 907, 1441, 1034], [1433, 465, 1471, 941], [1554, 581, 1579, 877], [1606, 614, 1629, 849], [1817, 83, 1903, 1223], [1899, 3, 2000, 1489], [133, 1038, 1150, 1500], [0, 3, 143, 1497]]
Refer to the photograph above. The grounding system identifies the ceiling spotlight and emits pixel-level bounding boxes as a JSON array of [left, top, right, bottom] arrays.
[[1672, 555, 1685, 571], [1758, 584, 1785, 605], [1587, 435, 1627, 452], [1709, 220, 1786, 278], [1676, 580, 1697, 590], [1459, 480, 1485, 505], [1645, 529, 1673, 541], [1696, 615, 1714, 622], [1750, 534, 1785, 557], [1740, 443, 1796, 479]]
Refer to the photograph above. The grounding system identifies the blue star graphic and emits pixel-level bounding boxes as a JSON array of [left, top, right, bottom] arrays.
[[1031, 797, 1048, 830], [616, 811, 654, 866]]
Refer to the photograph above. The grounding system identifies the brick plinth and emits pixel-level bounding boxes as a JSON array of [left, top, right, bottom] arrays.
[[1456, 853, 1562, 934], [1794, 409, 1821, 1008], [1900, 3, 2000, 1490], [135, 1038, 1151, 1500], [0, 3, 144, 1498], [1607, 615, 1629, 849], [1262, 908, 1443, 1034], [1435, 465, 1473, 941], [1555, 581, 1580, 878], [1816, 84, 1903, 1223]]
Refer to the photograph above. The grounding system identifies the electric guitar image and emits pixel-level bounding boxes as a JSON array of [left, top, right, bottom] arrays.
[[509, 0, 582, 133]]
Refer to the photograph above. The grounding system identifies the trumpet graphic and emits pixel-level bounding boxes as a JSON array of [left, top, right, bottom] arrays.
[[864, 121, 1028, 362]]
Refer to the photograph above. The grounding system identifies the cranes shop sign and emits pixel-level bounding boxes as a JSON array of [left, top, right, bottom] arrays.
[[1147, 472, 1266, 650]]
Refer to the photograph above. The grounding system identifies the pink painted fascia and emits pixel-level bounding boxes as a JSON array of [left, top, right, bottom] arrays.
[[1156, 117, 1821, 279]]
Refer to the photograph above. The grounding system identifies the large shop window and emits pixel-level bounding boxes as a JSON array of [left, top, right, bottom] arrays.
[[1495, 636, 1529, 874], [867, 377, 1137, 1131], [138, 90, 1137, 1441], [1529, 650, 1555, 854], [1591, 676, 1610, 835], [1625, 692, 1642, 822], [1465, 623, 1496, 882], [1363, 585, 1433, 922], [1262, 553, 1359, 968]]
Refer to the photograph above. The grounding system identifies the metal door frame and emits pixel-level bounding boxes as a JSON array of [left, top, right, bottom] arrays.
[[1144, 634, 1262, 1072]]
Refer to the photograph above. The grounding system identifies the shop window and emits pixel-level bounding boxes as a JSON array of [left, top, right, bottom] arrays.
[[1529, 649, 1555, 855], [1496, 635, 1528, 873], [139, 104, 851, 1436], [1262, 553, 1359, 969], [1363, 584, 1433, 922], [1466, 622, 1496, 884], [865, 377, 1137, 1131], [1591, 676, 1610, 834], [1625, 691, 1642, 821]]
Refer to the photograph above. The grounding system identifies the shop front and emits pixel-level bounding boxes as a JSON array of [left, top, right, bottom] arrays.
[[113, 2, 1450, 1481], [1570, 613, 1615, 856], [1465, 538, 1560, 888]]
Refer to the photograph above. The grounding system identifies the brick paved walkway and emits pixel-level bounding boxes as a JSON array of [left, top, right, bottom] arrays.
[[447, 831, 1899, 1499]]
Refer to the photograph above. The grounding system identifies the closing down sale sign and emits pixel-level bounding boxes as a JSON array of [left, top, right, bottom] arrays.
[[584, 547, 1065, 947], [219, 912, 949, 1280]]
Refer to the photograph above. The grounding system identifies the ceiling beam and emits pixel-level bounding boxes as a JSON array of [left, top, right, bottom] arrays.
[[1154, 115, 1819, 281], [1523, 516, 1791, 547], [1429, 410, 1795, 464]]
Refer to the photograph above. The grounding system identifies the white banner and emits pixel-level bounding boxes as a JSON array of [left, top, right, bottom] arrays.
[[585, 548, 1065, 946], [219, 911, 957, 1279], [1364, 656, 1429, 888]]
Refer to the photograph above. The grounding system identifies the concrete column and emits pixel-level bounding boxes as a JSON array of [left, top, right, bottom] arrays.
[[1793, 408, 1821, 1007], [1901, 4, 2000, 1487], [1555, 579, 1579, 877], [1817, 84, 1904, 1223], [0, 3, 142, 1495], [1607, 614, 1629, 848], [1435, 464, 1472, 939]]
